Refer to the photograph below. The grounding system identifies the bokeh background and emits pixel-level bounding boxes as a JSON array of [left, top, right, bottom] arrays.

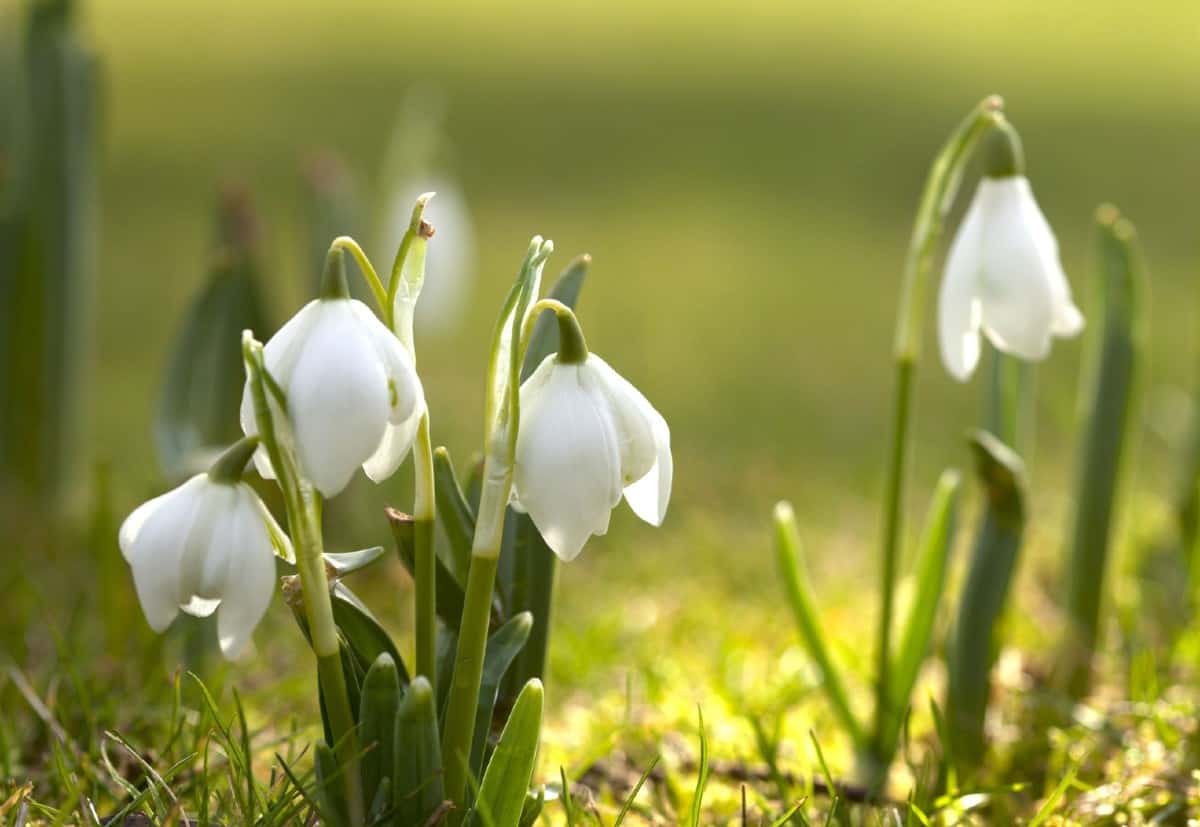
[[6, 0, 1200, 786]]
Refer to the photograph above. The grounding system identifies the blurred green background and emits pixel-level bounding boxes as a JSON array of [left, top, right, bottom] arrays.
[[8, 0, 1200, 750]]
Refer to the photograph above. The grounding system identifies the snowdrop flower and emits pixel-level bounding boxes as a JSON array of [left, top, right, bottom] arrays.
[[240, 252, 425, 497], [512, 306, 671, 561], [938, 121, 1084, 381], [118, 439, 292, 659]]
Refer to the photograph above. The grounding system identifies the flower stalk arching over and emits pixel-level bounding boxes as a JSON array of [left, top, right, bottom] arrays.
[[238, 248, 426, 498], [513, 301, 673, 561], [117, 437, 292, 659], [937, 119, 1084, 381]]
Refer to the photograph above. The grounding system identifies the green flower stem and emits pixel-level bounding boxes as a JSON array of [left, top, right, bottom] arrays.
[[873, 96, 1004, 767], [241, 335, 364, 824], [413, 412, 437, 691], [441, 487, 507, 814]]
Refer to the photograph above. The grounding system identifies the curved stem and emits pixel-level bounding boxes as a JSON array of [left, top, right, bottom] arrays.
[[330, 236, 390, 322], [872, 97, 1003, 769]]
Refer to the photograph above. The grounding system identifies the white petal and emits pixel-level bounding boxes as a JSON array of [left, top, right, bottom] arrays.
[[622, 404, 673, 527], [121, 475, 208, 631], [176, 482, 235, 610], [514, 361, 623, 561], [215, 490, 278, 659], [349, 301, 424, 425], [286, 301, 391, 497], [975, 177, 1058, 361], [587, 356, 659, 485], [1012, 177, 1085, 340], [938, 186, 986, 381], [363, 400, 424, 483]]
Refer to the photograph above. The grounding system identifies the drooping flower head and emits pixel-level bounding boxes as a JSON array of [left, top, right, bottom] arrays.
[[938, 119, 1084, 381], [117, 438, 292, 659], [240, 250, 425, 497], [512, 306, 671, 561]]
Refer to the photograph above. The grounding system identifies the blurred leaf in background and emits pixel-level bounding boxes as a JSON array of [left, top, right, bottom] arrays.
[[0, 0, 99, 509], [155, 188, 270, 481]]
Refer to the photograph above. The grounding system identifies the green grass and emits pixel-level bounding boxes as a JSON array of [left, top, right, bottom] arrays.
[[7, 0, 1200, 822]]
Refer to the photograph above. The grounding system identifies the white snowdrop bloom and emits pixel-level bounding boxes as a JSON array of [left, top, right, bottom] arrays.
[[118, 471, 292, 659], [240, 297, 425, 497], [513, 352, 672, 562], [937, 128, 1083, 381]]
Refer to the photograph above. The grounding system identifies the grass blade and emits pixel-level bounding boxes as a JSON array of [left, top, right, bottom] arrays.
[[773, 502, 865, 747]]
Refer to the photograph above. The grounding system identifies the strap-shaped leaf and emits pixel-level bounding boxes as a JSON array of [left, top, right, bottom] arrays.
[[394, 676, 446, 826], [472, 679, 544, 827], [331, 582, 410, 687], [773, 502, 865, 748], [314, 740, 350, 827], [470, 612, 533, 779], [1063, 206, 1143, 698], [324, 545, 387, 577], [431, 449, 476, 586], [946, 431, 1027, 770], [359, 653, 402, 814], [881, 468, 961, 764], [156, 194, 269, 481]]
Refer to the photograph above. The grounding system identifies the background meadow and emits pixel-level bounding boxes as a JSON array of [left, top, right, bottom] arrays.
[[5, 0, 1200, 821]]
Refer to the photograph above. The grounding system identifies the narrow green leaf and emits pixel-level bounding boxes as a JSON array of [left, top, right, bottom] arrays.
[[394, 676, 446, 827], [431, 449, 476, 585], [517, 787, 545, 827], [688, 708, 710, 827], [324, 545, 387, 576], [613, 756, 659, 826], [314, 740, 350, 827], [156, 193, 269, 480], [1063, 205, 1143, 698], [773, 502, 865, 747], [331, 582, 411, 686], [470, 612, 534, 779], [359, 653, 402, 814], [882, 469, 961, 761], [946, 431, 1026, 772], [473, 679, 544, 827]]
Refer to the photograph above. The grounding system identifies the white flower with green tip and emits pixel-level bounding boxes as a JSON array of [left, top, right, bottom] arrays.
[[512, 310, 671, 561], [938, 123, 1083, 381], [117, 441, 292, 659]]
